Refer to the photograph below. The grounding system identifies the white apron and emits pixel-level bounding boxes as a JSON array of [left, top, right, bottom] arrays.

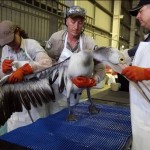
[[7, 46, 50, 132], [130, 42, 150, 150], [48, 34, 83, 114]]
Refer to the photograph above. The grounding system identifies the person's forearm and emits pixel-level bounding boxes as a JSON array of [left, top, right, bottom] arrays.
[[30, 53, 52, 72], [30, 60, 52, 72], [122, 66, 150, 81]]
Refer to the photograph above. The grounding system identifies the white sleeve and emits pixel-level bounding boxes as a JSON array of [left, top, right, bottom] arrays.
[[30, 52, 52, 72], [27, 40, 53, 72]]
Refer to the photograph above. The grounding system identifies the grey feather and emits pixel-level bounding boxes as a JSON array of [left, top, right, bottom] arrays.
[[0, 58, 70, 126]]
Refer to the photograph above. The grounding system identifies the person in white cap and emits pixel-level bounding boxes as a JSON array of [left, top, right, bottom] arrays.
[[46, 6, 105, 114], [121, 0, 150, 150], [0, 20, 52, 132]]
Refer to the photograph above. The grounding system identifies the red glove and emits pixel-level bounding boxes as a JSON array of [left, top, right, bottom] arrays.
[[8, 63, 33, 83], [71, 76, 96, 88], [122, 66, 150, 82], [2, 59, 13, 73]]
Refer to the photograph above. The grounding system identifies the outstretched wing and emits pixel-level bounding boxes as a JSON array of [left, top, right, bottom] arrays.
[[23, 57, 70, 82], [0, 57, 70, 126]]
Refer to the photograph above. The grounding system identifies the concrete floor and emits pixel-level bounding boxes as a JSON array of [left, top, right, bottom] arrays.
[[80, 84, 130, 107], [80, 84, 110, 99]]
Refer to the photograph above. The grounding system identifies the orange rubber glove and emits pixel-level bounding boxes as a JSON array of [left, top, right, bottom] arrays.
[[71, 76, 96, 88], [122, 66, 150, 82], [2, 59, 13, 73], [8, 63, 33, 83]]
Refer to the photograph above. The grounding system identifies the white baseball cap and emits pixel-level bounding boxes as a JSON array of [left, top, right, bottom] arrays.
[[0, 20, 17, 46]]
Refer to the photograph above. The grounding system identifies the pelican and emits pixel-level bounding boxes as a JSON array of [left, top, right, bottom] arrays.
[[0, 47, 125, 125], [62, 47, 125, 121]]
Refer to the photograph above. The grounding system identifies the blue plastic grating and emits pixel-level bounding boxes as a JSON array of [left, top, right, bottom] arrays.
[[0, 101, 132, 150]]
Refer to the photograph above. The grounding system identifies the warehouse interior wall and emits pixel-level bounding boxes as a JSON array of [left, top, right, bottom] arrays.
[[0, 0, 144, 55], [111, 0, 121, 48], [0, 0, 66, 47]]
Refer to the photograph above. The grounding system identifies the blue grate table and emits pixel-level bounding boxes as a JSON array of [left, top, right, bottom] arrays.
[[0, 101, 132, 150]]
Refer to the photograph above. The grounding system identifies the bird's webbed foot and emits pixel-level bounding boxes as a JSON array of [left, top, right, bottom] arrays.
[[66, 114, 78, 121], [88, 104, 100, 114]]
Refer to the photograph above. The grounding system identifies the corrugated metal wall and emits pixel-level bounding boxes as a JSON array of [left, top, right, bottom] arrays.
[[0, 0, 66, 46]]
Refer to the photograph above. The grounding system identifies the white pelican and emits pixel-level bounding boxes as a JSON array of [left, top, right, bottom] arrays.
[[0, 47, 125, 125]]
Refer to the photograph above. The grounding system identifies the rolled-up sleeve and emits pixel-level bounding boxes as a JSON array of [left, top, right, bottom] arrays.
[[26, 39, 52, 72]]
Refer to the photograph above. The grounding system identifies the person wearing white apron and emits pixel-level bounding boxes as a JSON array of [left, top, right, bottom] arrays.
[[122, 2, 150, 149], [122, 42, 150, 150], [48, 34, 84, 114], [0, 20, 52, 132], [46, 6, 105, 114]]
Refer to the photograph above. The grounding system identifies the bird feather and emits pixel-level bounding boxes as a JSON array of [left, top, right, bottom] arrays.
[[0, 47, 125, 125]]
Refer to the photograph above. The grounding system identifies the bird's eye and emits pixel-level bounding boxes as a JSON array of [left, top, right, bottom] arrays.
[[119, 58, 124, 63]]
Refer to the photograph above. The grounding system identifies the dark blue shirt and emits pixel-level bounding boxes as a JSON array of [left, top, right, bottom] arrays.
[[128, 33, 150, 57]]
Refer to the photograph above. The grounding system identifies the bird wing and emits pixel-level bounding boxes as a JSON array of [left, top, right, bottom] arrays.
[[0, 47, 127, 126], [0, 57, 70, 126]]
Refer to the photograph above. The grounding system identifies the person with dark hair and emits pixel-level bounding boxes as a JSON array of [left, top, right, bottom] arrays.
[[121, 1, 150, 149], [0, 20, 52, 79], [46, 6, 105, 114], [0, 20, 52, 132]]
